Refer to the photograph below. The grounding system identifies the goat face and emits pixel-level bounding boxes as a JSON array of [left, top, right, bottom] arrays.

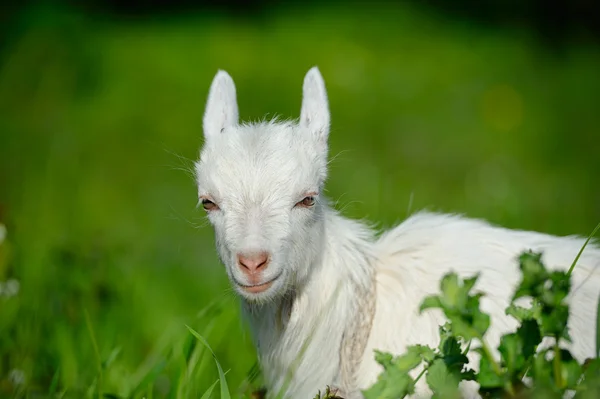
[[195, 67, 331, 303]]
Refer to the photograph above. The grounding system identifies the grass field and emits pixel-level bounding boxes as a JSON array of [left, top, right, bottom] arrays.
[[0, 2, 599, 398]]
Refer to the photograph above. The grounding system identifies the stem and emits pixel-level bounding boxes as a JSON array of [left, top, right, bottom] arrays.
[[402, 365, 429, 399], [413, 366, 427, 385], [553, 340, 564, 389], [480, 341, 502, 375]]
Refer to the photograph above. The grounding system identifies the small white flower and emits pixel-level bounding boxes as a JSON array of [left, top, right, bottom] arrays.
[[8, 369, 26, 386], [0, 279, 20, 298], [4, 279, 19, 297], [0, 223, 6, 245]]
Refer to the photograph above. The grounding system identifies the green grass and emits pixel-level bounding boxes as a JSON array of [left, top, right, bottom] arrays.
[[0, 2, 599, 398]]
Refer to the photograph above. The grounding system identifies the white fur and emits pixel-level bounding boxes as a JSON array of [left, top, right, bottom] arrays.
[[195, 67, 600, 398]]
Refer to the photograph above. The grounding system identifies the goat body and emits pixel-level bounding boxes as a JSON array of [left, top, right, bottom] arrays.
[[194, 67, 600, 398]]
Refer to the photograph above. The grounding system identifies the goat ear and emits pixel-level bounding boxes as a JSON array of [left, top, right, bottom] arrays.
[[300, 66, 330, 144], [203, 70, 239, 140]]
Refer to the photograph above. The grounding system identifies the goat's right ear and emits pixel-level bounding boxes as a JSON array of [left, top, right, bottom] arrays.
[[203, 70, 239, 140], [300, 67, 330, 145]]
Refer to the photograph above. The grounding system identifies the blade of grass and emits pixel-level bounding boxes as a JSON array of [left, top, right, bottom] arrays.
[[48, 368, 60, 396], [567, 221, 600, 276], [102, 347, 122, 370], [200, 378, 220, 399], [84, 308, 103, 399], [237, 361, 262, 395], [185, 325, 231, 399], [129, 360, 167, 399]]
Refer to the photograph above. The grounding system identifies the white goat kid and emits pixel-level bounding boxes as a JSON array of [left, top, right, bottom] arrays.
[[194, 67, 600, 398]]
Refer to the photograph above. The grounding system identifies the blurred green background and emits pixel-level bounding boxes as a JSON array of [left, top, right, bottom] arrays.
[[0, 0, 599, 397]]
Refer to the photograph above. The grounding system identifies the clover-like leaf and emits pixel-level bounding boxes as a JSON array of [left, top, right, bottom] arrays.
[[363, 347, 430, 399], [362, 362, 415, 399], [374, 350, 395, 369], [411, 344, 436, 364], [420, 273, 490, 342], [506, 301, 542, 323], [435, 325, 476, 383], [397, 346, 430, 371], [440, 273, 462, 308], [426, 358, 462, 399], [420, 295, 443, 313], [513, 252, 548, 301]]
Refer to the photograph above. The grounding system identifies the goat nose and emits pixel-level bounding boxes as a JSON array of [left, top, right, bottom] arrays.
[[237, 252, 269, 273]]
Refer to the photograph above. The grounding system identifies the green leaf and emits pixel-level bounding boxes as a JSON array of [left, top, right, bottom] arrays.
[[477, 352, 505, 389], [439, 333, 462, 360], [517, 319, 542, 360], [396, 346, 430, 371], [469, 298, 491, 337], [374, 350, 395, 368], [462, 276, 478, 297], [420, 273, 490, 342], [440, 273, 461, 308], [539, 304, 570, 340], [412, 344, 437, 363], [363, 347, 433, 399], [420, 295, 443, 313], [558, 349, 582, 389], [513, 252, 548, 300], [446, 318, 477, 342], [540, 271, 571, 307], [532, 350, 555, 390], [362, 366, 415, 399], [506, 302, 542, 323], [498, 333, 525, 378], [445, 298, 490, 341], [426, 358, 461, 399], [576, 358, 600, 398], [437, 329, 473, 381]]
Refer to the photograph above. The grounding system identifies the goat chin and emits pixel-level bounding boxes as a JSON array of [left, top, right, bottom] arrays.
[[195, 67, 600, 399]]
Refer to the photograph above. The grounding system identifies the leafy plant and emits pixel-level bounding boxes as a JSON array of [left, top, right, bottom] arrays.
[[363, 245, 600, 399]]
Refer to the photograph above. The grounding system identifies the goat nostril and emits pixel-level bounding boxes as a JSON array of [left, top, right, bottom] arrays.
[[237, 252, 269, 272]]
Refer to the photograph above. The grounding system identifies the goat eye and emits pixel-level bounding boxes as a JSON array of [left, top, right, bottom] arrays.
[[201, 198, 219, 211], [296, 196, 316, 208]]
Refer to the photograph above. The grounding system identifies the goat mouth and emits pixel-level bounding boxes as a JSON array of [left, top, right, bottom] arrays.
[[237, 274, 281, 294]]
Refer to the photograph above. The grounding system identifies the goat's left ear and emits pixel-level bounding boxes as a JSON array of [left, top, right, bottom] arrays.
[[300, 67, 330, 145]]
